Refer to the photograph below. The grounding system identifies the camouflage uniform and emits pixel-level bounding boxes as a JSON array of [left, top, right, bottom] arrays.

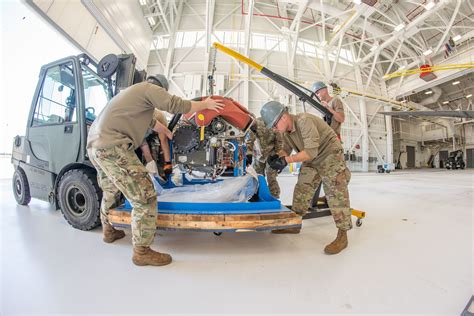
[[282, 113, 352, 231], [311, 96, 345, 204], [247, 118, 283, 198], [88, 144, 157, 246], [86, 82, 192, 247]]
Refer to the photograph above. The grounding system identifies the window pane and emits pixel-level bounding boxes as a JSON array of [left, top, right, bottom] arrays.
[[175, 32, 184, 48], [252, 34, 265, 49], [33, 63, 76, 126], [182, 32, 195, 47], [81, 65, 109, 122]]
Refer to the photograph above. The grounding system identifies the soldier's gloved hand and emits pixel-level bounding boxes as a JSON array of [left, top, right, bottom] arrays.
[[163, 162, 173, 175], [267, 154, 287, 172], [145, 161, 159, 174], [246, 154, 253, 166]]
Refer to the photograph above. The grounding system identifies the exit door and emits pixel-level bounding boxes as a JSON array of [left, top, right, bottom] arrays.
[[406, 146, 415, 168], [439, 150, 448, 168]]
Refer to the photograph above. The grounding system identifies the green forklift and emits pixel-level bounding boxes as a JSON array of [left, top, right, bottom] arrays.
[[11, 53, 145, 230]]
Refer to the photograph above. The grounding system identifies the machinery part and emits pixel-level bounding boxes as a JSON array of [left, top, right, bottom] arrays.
[[210, 118, 226, 133], [12, 167, 31, 205], [213, 232, 222, 236], [172, 125, 201, 154], [185, 96, 253, 131], [57, 169, 101, 231], [168, 113, 182, 131], [356, 219, 363, 227], [213, 42, 332, 124], [97, 54, 119, 78]]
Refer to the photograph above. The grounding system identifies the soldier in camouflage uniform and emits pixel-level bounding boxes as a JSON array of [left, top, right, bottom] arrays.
[[87, 75, 223, 266], [247, 117, 283, 198], [261, 101, 352, 255], [311, 81, 346, 204]]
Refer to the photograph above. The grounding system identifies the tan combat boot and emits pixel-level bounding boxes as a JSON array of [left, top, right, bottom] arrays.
[[324, 229, 348, 254], [102, 223, 126, 243], [132, 246, 172, 266], [271, 227, 301, 234]]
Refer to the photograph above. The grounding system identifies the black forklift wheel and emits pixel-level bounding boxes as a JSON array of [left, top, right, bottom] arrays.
[[213, 232, 222, 236], [12, 167, 31, 205], [58, 169, 101, 231], [356, 218, 363, 227]]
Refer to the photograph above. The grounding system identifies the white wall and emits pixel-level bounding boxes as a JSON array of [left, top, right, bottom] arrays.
[[28, 0, 152, 68]]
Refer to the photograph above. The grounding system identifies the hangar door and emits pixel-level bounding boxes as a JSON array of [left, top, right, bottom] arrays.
[[406, 146, 415, 168]]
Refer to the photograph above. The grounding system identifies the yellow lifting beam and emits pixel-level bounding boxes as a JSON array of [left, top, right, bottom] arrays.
[[383, 63, 474, 79]]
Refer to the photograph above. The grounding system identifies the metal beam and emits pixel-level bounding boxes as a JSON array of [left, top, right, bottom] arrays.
[[243, 0, 254, 108], [203, 0, 215, 94], [432, 0, 462, 56], [156, 0, 171, 34], [360, 1, 447, 64], [328, 4, 367, 47]]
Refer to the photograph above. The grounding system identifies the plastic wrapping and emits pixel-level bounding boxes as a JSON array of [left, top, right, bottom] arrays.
[[151, 172, 258, 203]]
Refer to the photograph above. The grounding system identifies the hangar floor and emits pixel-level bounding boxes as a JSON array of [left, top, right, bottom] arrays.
[[1, 166, 472, 315]]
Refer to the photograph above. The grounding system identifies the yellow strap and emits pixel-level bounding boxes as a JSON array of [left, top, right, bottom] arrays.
[[200, 126, 205, 141], [213, 42, 263, 71]]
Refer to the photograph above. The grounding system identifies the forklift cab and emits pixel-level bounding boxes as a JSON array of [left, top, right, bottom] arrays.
[[11, 53, 144, 230], [26, 55, 109, 175]]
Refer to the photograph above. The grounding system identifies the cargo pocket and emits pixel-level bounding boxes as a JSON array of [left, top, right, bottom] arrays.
[[126, 164, 156, 203]]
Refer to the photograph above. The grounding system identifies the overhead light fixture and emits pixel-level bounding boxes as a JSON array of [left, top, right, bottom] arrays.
[[442, 101, 449, 104], [139, 0, 147, 5], [400, 100, 407, 103], [467, 94, 473, 98], [353, 0, 362, 4], [424, 1, 435, 10], [147, 17, 156, 26], [425, 90, 433, 95], [452, 81, 460, 85], [423, 48, 433, 56], [453, 34, 462, 42], [394, 24, 405, 32]]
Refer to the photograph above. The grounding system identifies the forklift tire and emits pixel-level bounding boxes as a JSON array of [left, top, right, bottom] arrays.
[[12, 167, 31, 205], [58, 169, 101, 231]]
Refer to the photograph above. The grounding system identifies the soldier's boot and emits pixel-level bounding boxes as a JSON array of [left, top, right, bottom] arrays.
[[324, 229, 348, 254], [102, 223, 126, 243], [132, 246, 172, 266], [271, 227, 301, 234]]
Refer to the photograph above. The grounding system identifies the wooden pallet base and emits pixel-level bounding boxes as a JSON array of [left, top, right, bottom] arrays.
[[108, 210, 302, 232]]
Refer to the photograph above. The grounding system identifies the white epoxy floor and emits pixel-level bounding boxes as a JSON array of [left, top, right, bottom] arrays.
[[1, 168, 473, 315]]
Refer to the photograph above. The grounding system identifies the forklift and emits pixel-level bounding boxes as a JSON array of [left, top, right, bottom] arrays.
[[11, 53, 145, 230]]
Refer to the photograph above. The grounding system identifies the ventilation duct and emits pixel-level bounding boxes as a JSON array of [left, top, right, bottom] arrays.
[[419, 86, 442, 106]]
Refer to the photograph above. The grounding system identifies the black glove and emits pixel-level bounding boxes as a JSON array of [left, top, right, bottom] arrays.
[[163, 162, 173, 175], [246, 154, 253, 166], [267, 154, 287, 172]]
